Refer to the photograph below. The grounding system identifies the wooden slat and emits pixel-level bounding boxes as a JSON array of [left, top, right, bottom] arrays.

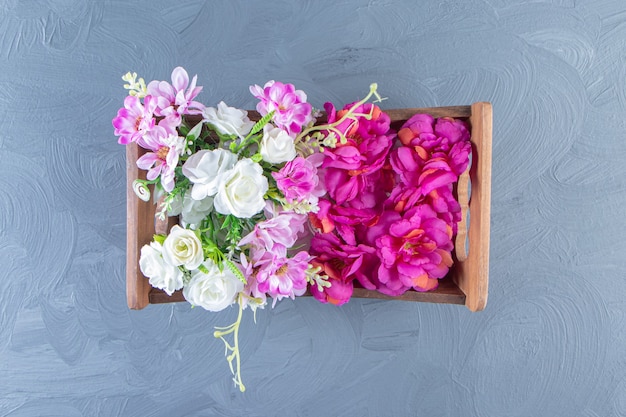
[[126, 143, 152, 309], [451, 102, 492, 311]]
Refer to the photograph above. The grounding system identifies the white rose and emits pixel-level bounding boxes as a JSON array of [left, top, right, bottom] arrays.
[[182, 149, 238, 200], [139, 241, 183, 296], [259, 124, 297, 164], [202, 101, 255, 139], [214, 158, 268, 218], [183, 259, 244, 311], [161, 225, 204, 270], [169, 192, 214, 229]]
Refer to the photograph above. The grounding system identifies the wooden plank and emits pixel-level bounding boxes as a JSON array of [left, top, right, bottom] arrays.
[[126, 143, 152, 309], [148, 277, 465, 305], [451, 102, 492, 311]]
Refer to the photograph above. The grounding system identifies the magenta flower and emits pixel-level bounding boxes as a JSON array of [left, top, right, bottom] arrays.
[[322, 104, 393, 174], [399, 114, 470, 155], [250, 81, 313, 135], [320, 102, 393, 208], [386, 184, 462, 233], [135, 126, 185, 192], [272, 155, 325, 206], [309, 268, 354, 306], [147, 66, 204, 123], [323, 101, 392, 140], [309, 232, 375, 305], [112, 95, 157, 145], [368, 205, 454, 294]]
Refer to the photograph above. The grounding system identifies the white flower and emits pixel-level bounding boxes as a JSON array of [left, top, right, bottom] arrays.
[[183, 259, 244, 311], [139, 241, 183, 296], [161, 225, 204, 270], [202, 101, 255, 139], [214, 158, 268, 218], [168, 192, 214, 229], [182, 149, 238, 200], [259, 124, 297, 164]]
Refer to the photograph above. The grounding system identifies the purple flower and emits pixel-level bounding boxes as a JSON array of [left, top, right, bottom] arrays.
[[309, 232, 375, 305], [368, 205, 454, 294], [238, 205, 307, 255], [147, 67, 204, 123], [255, 251, 311, 301], [309, 268, 354, 306], [272, 155, 325, 206], [112, 95, 157, 145], [136, 126, 185, 192], [250, 81, 313, 135]]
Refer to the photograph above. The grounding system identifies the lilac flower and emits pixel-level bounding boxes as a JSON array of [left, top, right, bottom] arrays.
[[112, 94, 157, 145], [255, 251, 311, 301], [272, 155, 325, 207], [136, 126, 185, 192], [147, 66, 204, 123], [250, 80, 313, 135], [238, 205, 307, 254]]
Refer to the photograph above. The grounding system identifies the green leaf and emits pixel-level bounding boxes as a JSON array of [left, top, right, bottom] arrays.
[[153, 234, 166, 245], [186, 121, 204, 142], [198, 263, 209, 274], [225, 260, 247, 284], [246, 110, 275, 138], [250, 153, 263, 163]]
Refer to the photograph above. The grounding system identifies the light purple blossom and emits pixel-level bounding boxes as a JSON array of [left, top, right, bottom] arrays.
[[147, 66, 204, 123], [250, 80, 313, 135], [238, 205, 307, 254], [112, 95, 157, 145], [254, 250, 310, 302], [272, 155, 325, 207], [136, 126, 185, 192]]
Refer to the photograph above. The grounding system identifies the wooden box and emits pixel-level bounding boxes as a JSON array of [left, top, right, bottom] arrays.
[[126, 102, 492, 312]]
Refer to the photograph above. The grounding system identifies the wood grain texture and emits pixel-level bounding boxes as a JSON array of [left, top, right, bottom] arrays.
[[127, 104, 491, 311], [451, 102, 492, 312], [126, 143, 151, 310]]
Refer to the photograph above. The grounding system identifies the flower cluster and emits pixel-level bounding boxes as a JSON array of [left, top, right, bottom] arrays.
[[114, 68, 470, 391], [310, 109, 471, 302]]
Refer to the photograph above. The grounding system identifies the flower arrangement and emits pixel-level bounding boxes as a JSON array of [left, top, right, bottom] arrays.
[[114, 67, 471, 391]]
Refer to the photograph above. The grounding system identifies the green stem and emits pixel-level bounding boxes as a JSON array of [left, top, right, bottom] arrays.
[[296, 83, 382, 143]]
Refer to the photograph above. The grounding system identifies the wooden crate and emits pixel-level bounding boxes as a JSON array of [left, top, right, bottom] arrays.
[[126, 102, 492, 312]]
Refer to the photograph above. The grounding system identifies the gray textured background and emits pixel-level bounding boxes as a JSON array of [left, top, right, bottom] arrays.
[[1, 0, 625, 416]]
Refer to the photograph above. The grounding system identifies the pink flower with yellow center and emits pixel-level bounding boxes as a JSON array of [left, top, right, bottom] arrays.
[[112, 95, 157, 145], [147, 66, 204, 123], [250, 80, 313, 136], [136, 126, 185, 192]]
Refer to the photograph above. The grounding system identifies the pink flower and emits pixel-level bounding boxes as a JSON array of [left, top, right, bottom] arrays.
[[308, 230, 376, 306], [309, 266, 354, 306], [398, 114, 470, 155], [272, 155, 325, 206], [322, 103, 393, 174], [238, 206, 307, 254], [136, 126, 185, 192], [147, 67, 204, 123], [368, 205, 454, 294], [321, 102, 393, 207], [255, 251, 311, 301], [112, 95, 157, 145], [250, 81, 313, 135], [386, 185, 462, 233]]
